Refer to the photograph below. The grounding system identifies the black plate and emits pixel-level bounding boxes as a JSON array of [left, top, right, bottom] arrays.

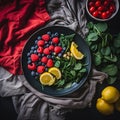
[[21, 26, 91, 96]]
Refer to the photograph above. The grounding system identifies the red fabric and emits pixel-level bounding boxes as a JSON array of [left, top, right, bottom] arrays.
[[0, 0, 50, 75]]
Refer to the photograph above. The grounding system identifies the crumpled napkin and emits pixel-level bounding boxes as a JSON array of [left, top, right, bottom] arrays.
[[0, 0, 108, 120]]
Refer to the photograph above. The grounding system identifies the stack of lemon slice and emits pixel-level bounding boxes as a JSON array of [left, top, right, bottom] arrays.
[[39, 67, 61, 86]]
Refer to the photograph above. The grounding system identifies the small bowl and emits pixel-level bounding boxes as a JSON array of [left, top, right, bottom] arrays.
[[86, 0, 119, 21]]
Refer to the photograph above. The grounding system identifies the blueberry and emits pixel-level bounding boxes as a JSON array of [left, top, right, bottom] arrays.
[[35, 39, 38, 44], [38, 61, 42, 65], [58, 53, 62, 57], [63, 47, 66, 51], [45, 67, 48, 71], [27, 60, 31, 64], [28, 57, 31, 60], [34, 45, 38, 49], [41, 63, 45, 66], [31, 71, 36, 76], [54, 32, 59, 36], [27, 52, 31, 57], [30, 50, 34, 54], [51, 34, 55, 38], [47, 31, 51, 35], [37, 36, 41, 40], [34, 50, 37, 54], [38, 53, 42, 57], [36, 72, 39, 76], [31, 46, 35, 50], [47, 55, 51, 59]]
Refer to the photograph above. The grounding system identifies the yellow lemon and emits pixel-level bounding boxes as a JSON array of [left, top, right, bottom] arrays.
[[101, 86, 120, 103], [39, 72, 55, 86], [115, 97, 120, 112], [70, 42, 84, 60], [96, 98, 114, 115], [48, 67, 61, 79]]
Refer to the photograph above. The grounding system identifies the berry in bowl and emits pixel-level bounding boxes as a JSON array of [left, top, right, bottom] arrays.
[[86, 0, 119, 21]]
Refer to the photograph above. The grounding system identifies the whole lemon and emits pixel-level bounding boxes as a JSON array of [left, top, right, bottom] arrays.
[[115, 97, 120, 112], [101, 86, 120, 103], [96, 98, 114, 115]]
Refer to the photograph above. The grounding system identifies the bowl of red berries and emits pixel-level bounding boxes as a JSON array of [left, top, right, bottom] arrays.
[[86, 0, 119, 21]]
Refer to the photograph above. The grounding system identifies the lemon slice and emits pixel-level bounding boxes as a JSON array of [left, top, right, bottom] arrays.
[[39, 72, 55, 86], [70, 42, 84, 60], [48, 67, 61, 79]]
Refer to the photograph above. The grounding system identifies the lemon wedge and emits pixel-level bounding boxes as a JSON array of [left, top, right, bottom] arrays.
[[39, 72, 55, 86], [70, 42, 84, 60], [48, 67, 61, 79]]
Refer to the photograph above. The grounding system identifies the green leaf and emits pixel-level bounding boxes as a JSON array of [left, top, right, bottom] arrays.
[[87, 33, 98, 41], [80, 68, 87, 72], [95, 23, 108, 32], [107, 76, 117, 84], [74, 63, 82, 70], [70, 70, 76, 77], [104, 55, 117, 62], [101, 64, 118, 76], [101, 46, 111, 56], [54, 61, 60, 67], [113, 33, 120, 48], [94, 52, 102, 66]]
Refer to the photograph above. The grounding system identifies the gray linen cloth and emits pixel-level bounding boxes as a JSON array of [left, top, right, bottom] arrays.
[[0, 0, 108, 120]]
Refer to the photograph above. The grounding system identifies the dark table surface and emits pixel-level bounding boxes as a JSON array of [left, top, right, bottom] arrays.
[[0, 5, 120, 120]]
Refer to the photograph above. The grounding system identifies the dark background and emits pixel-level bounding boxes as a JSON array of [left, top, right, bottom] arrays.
[[0, 2, 120, 120]]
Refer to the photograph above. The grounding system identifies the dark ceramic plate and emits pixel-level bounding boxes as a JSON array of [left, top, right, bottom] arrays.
[[21, 26, 91, 96]]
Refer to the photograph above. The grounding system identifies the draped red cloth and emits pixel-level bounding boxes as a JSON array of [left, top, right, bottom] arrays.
[[0, 0, 50, 75]]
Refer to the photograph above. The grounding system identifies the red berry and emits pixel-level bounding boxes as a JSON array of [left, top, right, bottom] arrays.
[[46, 59, 54, 68], [49, 45, 54, 51], [54, 46, 62, 54], [89, 6, 96, 13], [41, 56, 48, 63], [104, 1, 109, 7], [109, 5, 116, 13], [98, 6, 104, 11], [52, 37, 59, 44], [37, 66, 45, 74], [101, 12, 108, 19], [92, 11, 99, 18], [95, 1, 101, 7], [37, 40, 45, 46], [42, 34, 50, 41], [37, 46, 43, 53], [88, 2, 94, 7], [43, 48, 50, 55], [30, 54, 39, 62], [28, 63, 36, 70]]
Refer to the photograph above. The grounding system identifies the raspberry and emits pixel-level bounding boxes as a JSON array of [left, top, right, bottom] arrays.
[[37, 46, 43, 53], [46, 59, 54, 67], [43, 48, 50, 55], [41, 56, 48, 63], [37, 66, 45, 74], [42, 34, 50, 41], [30, 54, 39, 62], [52, 37, 59, 44], [37, 40, 45, 46], [28, 63, 36, 70], [49, 45, 54, 51], [54, 46, 62, 54]]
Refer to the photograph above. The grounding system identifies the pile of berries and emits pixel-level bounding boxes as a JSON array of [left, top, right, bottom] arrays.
[[27, 32, 66, 79], [88, 0, 116, 19]]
